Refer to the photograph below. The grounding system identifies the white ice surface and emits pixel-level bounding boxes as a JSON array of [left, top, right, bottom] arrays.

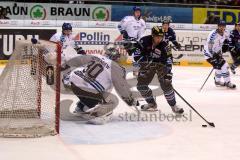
[[1, 66, 240, 160]]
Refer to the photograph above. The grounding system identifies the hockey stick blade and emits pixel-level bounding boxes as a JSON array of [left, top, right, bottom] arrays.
[[208, 122, 215, 127], [173, 88, 215, 128], [173, 54, 183, 60]]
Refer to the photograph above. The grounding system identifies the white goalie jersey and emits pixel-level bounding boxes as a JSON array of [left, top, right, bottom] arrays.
[[203, 29, 229, 59], [67, 54, 132, 99], [70, 55, 113, 93], [118, 16, 146, 40]]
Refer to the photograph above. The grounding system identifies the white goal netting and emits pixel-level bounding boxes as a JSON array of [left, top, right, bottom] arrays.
[[0, 40, 61, 138]]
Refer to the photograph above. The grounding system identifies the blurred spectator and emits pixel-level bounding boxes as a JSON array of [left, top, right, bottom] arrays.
[[0, 8, 10, 20], [204, 13, 219, 24]]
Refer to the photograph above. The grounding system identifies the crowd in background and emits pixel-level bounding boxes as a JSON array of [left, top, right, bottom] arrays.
[[2, 0, 240, 6], [69, 0, 240, 5], [0, 8, 9, 19]]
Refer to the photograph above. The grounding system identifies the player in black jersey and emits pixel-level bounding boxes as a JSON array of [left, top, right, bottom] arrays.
[[229, 22, 240, 74], [162, 20, 181, 50], [134, 26, 184, 114]]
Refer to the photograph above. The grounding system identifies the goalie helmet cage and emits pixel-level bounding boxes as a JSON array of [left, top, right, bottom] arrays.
[[0, 40, 61, 138]]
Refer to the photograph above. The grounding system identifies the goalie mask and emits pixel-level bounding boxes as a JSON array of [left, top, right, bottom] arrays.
[[105, 48, 121, 61]]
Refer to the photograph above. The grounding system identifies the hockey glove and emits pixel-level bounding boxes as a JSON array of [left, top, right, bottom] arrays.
[[75, 47, 86, 55], [222, 39, 229, 53], [133, 48, 143, 61], [207, 58, 225, 69], [174, 42, 181, 50], [212, 51, 222, 60], [222, 44, 229, 53], [120, 30, 129, 40]]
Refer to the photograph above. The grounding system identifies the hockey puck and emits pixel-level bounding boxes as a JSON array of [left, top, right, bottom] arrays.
[[202, 125, 207, 127]]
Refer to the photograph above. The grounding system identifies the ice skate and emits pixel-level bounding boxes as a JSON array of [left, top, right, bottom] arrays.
[[225, 81, 236, 89], [141, 103, 158, 112], [171, 105, 184, 114], [214, 78, 225, 87]]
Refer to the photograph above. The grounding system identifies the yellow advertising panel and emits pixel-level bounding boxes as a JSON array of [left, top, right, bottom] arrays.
[[193, 8, 240, 24]]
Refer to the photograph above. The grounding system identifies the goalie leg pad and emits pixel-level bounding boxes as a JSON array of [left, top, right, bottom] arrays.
[[86, 93, 118, 124]]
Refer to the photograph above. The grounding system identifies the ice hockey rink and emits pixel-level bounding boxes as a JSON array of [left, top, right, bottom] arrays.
[[0, 65, 240, 160]]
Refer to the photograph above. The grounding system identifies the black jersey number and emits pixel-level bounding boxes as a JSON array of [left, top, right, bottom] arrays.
[[83, 61, 104, 79]]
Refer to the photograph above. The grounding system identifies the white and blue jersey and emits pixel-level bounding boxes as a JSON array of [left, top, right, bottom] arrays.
[[49, 32, 76, 48], [203, 29, 229, 59], [50, 32, 78, 66], [118, 16, 146, 40]]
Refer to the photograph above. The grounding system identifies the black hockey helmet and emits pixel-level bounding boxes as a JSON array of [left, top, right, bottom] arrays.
[[105, 47, 121, 61], [218, 20, 226, 26], [62, 22, 72, 31], [152, 26, 164, 36], [162, 20, 171, 25]]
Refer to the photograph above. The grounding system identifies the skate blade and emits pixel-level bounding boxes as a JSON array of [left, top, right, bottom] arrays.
[[141, 108, 158, 112], [215, 85, 225, 87]]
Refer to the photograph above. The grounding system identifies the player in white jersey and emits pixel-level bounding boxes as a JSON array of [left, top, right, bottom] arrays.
[[65, 48, 139, 125], [50, 23, 85, 67], [49, 22, 86, 89], [203, 20, 236, 89], [118, 6, 146, 76], [118, 6, 146, 41], [50, 23, 74, 48]]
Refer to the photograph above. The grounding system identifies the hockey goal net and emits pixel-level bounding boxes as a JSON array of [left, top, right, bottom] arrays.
[[0, 40, 61, 138]]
